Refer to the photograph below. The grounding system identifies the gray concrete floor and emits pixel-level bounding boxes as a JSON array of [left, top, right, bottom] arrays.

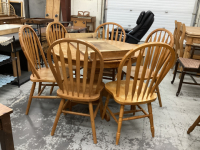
[[0, 70, 200, 150]]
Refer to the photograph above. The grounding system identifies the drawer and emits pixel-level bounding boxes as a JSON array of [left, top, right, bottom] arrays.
[[73, 20, 87, 27]]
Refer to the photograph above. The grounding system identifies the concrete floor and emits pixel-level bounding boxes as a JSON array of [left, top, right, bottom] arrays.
[[0, 70, 200, 150]]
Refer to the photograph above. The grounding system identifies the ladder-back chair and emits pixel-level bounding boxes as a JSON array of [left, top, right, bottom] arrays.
[[19, 25, 60, 115], [94, 22, 126, 81], [47, 38, 105, 144], [102, 42, 175, 145], [122, 28, 174, 107]]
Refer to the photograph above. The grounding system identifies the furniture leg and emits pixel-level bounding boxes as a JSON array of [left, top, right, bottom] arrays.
[[26, 82, 36, 115], [0, 114, 14, 150], [187, 115, 200, 134], [11, 51, 21, 77], [89, 102, 97, 144], [51, 99, 65, 136], [176, 71, 186, 96], [130, 105, 136, 115], [38, 82, 42, 94], [171, 60, 179, 84], [69, 101, 72, 111], [147, 103, 154, 137], [50, 82, 55, 95], [102, 94, 110, 119], [116, 105, 124, 145], [156, 86, 162, 107]]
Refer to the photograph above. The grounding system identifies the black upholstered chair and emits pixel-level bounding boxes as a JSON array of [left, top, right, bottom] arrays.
[[124, 10, 154, 44]]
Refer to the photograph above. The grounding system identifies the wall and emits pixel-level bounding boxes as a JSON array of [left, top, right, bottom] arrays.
[[71, 0, 103, 29]]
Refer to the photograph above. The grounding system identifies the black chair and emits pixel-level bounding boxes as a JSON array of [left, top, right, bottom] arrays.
[[117, 11, 154, 44]]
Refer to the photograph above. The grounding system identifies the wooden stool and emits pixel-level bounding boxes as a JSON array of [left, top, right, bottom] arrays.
[[0, 103, 14, 150], [171, 57, 200, 96], [187, 115, 200, 134]]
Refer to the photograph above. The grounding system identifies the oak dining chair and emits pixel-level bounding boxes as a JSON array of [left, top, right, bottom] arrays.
[[46, 21, 77, 94], [94, 22, 126, 81], [102, 42, 175, 145], [46, 22, 68, 46], [19, 25, 60, 115], [47, 38, 105, 144], [122, 28, 174, 107]]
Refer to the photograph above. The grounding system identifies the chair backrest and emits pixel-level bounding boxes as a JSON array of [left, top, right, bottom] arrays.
[[94, 22, 126, 42], [47, 38, 104, 97], [116, 42, 175, 101], [143, 28, 174, 67], [145, 28, 174, 47], [19, 25, 48, 79], [46, 22, 68, 46], [128, 10, 154, 41], [173, 21, 185, 57]]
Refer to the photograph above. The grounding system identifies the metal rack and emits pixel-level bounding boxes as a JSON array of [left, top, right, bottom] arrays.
[[0, 36, 20, 88]]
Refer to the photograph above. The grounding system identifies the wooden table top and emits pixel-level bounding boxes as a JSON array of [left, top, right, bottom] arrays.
[[53, 38, 139, 68], [54, 38, 138, 60], [0, 103, 13, 117], [21, 18, 54, 24], [186, 26, 200, 36]]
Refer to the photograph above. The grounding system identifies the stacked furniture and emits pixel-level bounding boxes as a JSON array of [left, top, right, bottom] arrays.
[[0, 2, 23, 24]]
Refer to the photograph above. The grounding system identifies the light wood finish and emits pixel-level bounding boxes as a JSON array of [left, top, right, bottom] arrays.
[[11, 51, 21, 77], [46, 22, 68, 46], [0, 24, 24, 35], [9, 1, 23, 17], [174, 21, 185, 58], [102, 42, 175, 145], [183, 27, 200, 59], [122, 28, 174, 107], [19, 25, 61, 115], [0, 2, 16, 16], [47, 38, 105, 144], [54, 37, 139, 68], [187, 115, 200, 134], [65, 32, 96, 38], [94, 22, 126, 42], [71, 15, 96, 32], [45, 0, 60, 22], [94, 22, 127, 81]]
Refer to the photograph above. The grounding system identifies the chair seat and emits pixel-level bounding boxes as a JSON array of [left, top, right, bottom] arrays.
[[30, 66, 69, 82], [179, 57, 200, 69], [57, 79, 105, 102], [30, 68, 57, 82], [105, 80, 157, 105], [122, 66, 155, 79]]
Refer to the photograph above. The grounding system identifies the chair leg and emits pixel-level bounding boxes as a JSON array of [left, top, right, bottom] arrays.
[[116, 105, 124, 145], [51, 99, 65, 136], [187, 115, 200, 134], [99, 94, 103, 117], [130, 105, 136, 115], [176, 71, 186, 96], [38, 82, 42, 94], [69, 101, 72, 111], [26, 82, 36, 115], [89, 102, 97, 144], [156, 86, 162, 107], [50, 82, 55, 95], [102, 94, 110, 120], [147, 103, 154, 137], [171, 60, 179, 84]]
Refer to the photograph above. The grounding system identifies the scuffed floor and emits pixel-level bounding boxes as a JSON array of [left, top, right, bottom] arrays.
[[0, 70, 200, 150]]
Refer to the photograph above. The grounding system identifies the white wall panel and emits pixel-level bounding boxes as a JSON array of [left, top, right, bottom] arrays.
[[106, 0, 196, 41]]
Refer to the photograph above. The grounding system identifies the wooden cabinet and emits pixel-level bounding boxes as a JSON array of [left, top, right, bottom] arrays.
[[45, 0, 60, 22], [71, 15, 96, 32]]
